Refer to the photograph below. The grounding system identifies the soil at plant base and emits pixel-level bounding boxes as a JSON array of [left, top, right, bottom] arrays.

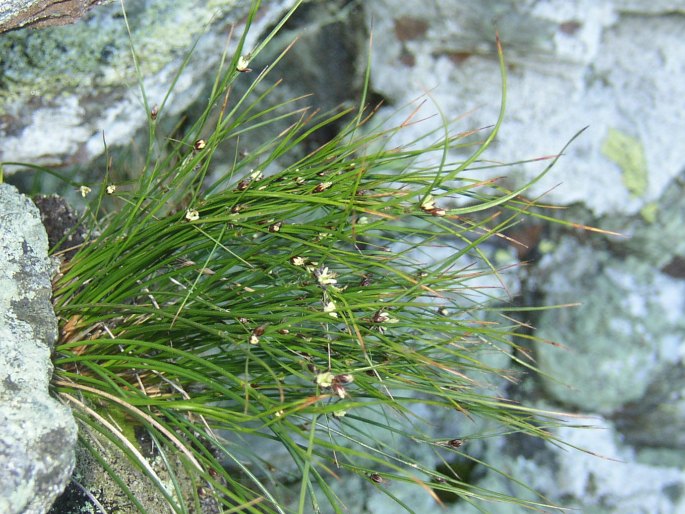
[[32, 194, 86, 260]]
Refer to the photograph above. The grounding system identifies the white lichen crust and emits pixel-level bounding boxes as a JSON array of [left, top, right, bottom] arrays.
[[0, 183, 77, 514]]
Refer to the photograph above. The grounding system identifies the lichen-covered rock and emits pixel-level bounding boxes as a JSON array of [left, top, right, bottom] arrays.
[[533, 237, 685, 415], [614, 363, 685, 449], [617, 175, 685, 269], [0, 183, 77, 514], [467, 418, 685, 514], [355, 2, 685, 512], [364, 0, 685, 217], [0, 0, 298, 168], [0, 0, 107, 33]]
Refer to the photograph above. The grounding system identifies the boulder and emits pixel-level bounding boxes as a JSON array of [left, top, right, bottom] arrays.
[[0, 183, 77, 514]]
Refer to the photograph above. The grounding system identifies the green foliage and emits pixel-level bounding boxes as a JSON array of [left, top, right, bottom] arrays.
[[45, 1, 578, 512]]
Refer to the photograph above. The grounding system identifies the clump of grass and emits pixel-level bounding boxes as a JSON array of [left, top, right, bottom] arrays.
[[43, 1, 584, 512]]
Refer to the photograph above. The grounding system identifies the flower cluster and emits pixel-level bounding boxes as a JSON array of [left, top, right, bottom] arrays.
[[420, 194, 447, 217], [316, 372, 354, 399], [323, 299, 338, 318], [314, 266, 337, 287]]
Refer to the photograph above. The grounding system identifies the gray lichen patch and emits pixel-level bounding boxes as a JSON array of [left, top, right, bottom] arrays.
[[1, 396, 78, 514], [0, 0, 295, 168], [0, 183, 57, 390], [534, 237, 685, 414], [0, 0, 245, 103], [0, 183, 77, 514]]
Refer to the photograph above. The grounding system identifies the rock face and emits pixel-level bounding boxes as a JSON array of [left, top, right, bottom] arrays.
[[365, 0, 685, 218], [2, 0, 685, 513], [359, 1, 685, 512], [0, 183, 77, 514], [0, 0, 108, 33], [0, 0, 298, 169]]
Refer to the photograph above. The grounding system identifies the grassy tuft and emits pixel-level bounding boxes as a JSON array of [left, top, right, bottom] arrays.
[[38, 1, 585, 512]]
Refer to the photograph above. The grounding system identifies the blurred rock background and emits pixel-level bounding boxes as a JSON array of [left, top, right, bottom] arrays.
[[1, 0, 684, 512]]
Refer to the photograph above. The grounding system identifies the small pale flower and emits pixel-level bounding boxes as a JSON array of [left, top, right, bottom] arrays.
[[248, 333, 260, 345], [323, 300, 338, 318], [420, 194, 436, 211], [332, 382, 347, 398], [106, 184, 117, 195], [313, 181, 332, 193], [274, 409, 285, 418], [79, 185, 91, 197], [185, 208, 200, 221], [373, 310, 399, 324], [236, 54, 252, 72], [315, 267, 337, 286], [374, 311, 390, 323], [290, 256, 307, 266], [249, 169, 263, 181], [315, 372, 335, 388], [333, 409, 347, 418], [420, 194, 447, 216]]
